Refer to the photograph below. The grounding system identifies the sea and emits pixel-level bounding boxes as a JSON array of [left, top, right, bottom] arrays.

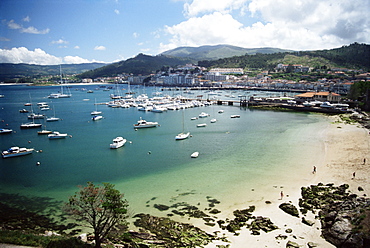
[[0, 84, 330, 223]]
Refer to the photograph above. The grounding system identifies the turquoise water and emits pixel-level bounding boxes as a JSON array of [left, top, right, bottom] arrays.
[[0, 85, 328, 217]]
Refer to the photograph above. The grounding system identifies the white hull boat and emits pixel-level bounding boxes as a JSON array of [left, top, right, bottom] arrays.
[[175, 132, 190, 140], [231, 115, 240, 118], [2, 147, 34, 158], [133, 118, 158, 129], [46, 117, 60, 122], [191, 152, 199, 158], [0, 128, 13, 134], [110, 137, 127, 149], [38, 130, 53, 135], [199, 112, 209, 118], [92, 115, 103, 121], [197, 123, 207, 127], [20, 122, 42, 128], [48, 131, 68, 139]]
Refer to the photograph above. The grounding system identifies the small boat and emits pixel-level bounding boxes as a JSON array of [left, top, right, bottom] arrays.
[[231, 115, 240, 118], [38, 129, 53, 135], [19, 109, 29, 113], [191, 117, 198, 120], [199, 112, 209, 118], [218, 110, 224, 113], [197, 123, 207, 127], [24, 103, 32, 106], [191, 152, 199, 158], [48, 131, 68, 139], [2, 146, 34, 158], [20, 122, 42, 128], [210, 118, 217, 123], [28, 113, 44, 119], [110, 137, 127, 149], [133, 118, 158, 129], [175, 132, 190, 140], [91, 110, 102, 115], [92, 115, 103, 121], [46, 117, 60, 122], [91, 98, 102, 115], [0, 128, 13, 134]]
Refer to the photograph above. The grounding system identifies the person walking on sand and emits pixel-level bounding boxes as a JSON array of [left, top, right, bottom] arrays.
[[353, 172, 356, 179], [280, 191, 284, 200], [364, 158, 366, 165], [313, 166, 316, 174]]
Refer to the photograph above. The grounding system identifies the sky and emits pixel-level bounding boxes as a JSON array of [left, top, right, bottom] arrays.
[[0, 0, 369, 65]]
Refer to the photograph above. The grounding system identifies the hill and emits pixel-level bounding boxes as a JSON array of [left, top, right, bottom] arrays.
[[0, 63, 106, 81], [78, 53, 192, 79], [198, 43, 370, 71], [161, 44, 291, 61]]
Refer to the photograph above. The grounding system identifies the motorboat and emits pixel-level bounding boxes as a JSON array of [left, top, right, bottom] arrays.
[[133, 118, 158, 129], [0, 128, 13, 134], [197, 123, 207, 127], [28, 113, 45, 119], [191, 152, 199, 158], [199, 112, 209, 118], [175, 132, 190, 140], [191, 117, 198, 120], [38, 129, 53, 135], [231, 115, 240, 118], [48, 131, 68, 139], [91, 110, 102, 115], [210, 118, 217, 123], [2, 146, 34, 158], [218, 110, 224, 113], [110, 137, 127, 149], [92, 115, 103, 121]]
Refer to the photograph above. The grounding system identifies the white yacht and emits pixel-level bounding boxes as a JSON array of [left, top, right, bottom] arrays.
[[20, 122, 42, 128], [133, 118, 158, 129], [2, 146, 34, 158], [92, 115, 103, 121], [48, 131, 68, 139], [199, 112, 209, 118], [110, 137, 127, 149]]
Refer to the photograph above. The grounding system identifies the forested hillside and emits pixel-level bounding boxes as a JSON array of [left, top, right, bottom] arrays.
[[198, 43, 370, 71]]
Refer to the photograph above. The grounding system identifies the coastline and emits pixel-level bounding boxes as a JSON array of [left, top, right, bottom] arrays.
[[191, 115, 370, 247]]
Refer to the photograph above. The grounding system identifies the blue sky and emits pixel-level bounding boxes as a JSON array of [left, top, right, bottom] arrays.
[[0, 0, 369, 65]]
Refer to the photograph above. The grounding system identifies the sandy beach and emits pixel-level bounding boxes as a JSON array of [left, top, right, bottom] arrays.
[[197, 115, 370, 248]]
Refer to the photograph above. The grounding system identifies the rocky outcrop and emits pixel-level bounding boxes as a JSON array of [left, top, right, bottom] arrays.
[[299, 183, 370, 248], [279, 203, 299, 217]]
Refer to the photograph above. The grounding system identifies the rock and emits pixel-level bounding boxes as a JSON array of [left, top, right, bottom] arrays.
[[153, 204, 170, 211], [307, 242, 318, 248], [209, 208, 221, 214], [302, 217, 314, 226], [285, 228, 293, 233], [279, 203, 299, 217], [286, 240, 300, 247]]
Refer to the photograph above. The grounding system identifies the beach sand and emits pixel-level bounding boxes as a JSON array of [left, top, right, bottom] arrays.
[[198, 115, 370, 248]]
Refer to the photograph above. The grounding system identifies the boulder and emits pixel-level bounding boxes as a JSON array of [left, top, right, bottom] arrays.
[[279, 203, 299, 217]]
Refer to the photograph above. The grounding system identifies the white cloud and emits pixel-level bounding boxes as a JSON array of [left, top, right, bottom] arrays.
[[160, 0, 369, 52], [0, 47, 62, 65], [63, 56, 92, 64], [0, 47, 100, 65], [94, 46, 106, 51], [74, 46, 80, 49], [184, 0, 247, 17], [7, 20, 50, 34], [133, 32, 139, 38], [52, 39, 69, 44], [23, 16, 31, 22], [114, 9, 120, 15]]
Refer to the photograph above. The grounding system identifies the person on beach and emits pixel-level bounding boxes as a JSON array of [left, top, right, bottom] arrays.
[[280, 191, 284, 200], [313, 166, 316, 174], [353, 172, 356, 179], [364, 158, 366, 165]]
